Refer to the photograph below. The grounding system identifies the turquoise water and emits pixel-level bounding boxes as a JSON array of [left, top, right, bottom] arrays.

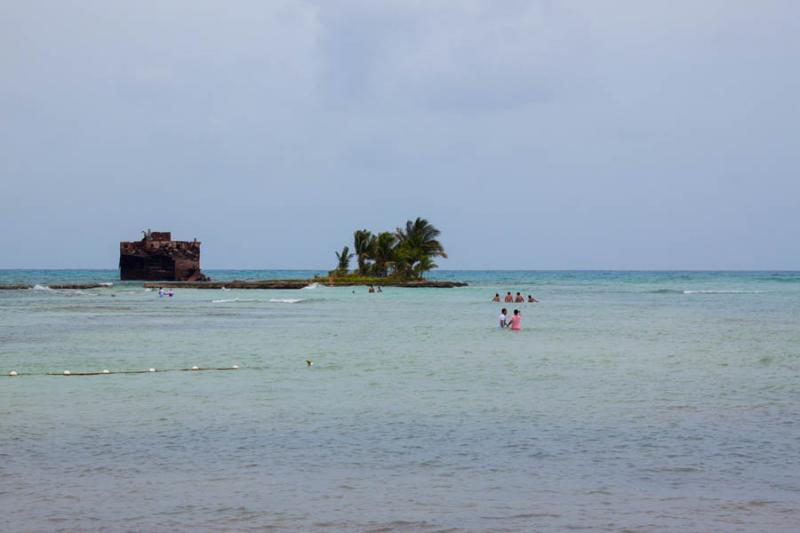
[[2, 271, 799, 531]]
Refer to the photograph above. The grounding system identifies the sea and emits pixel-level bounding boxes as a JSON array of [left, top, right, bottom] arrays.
[[1, 270, 799, 532]]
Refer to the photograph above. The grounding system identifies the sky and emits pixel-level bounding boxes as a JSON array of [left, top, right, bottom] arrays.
[[1, 0, 799, 270]]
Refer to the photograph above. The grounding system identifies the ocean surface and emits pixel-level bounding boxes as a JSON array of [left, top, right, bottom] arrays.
[[1, 270, 799, 532]]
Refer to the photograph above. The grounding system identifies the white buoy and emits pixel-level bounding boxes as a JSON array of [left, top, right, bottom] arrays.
[[102, 369, 110, 374], [9, 371, 18, 376], [63, 370, 71, 375], [191, 366, 199, 370], [148, 368, 156, 372], [232, 364, 239, 369]]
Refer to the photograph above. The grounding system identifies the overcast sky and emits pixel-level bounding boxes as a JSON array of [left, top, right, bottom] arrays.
[[1, 1, 798, 269]]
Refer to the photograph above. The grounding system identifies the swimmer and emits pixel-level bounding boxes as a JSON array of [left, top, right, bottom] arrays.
[[377, 286, 382, 293], [492, 293, 500, 302], [504, 291, 513, 303], [498, 308, 508, 328], [514, 292, 524, 303], [368, 285, 375, 293], [158, 287, 165, 297], [509, 309, 521, 331], [527, 295, 539, 303]]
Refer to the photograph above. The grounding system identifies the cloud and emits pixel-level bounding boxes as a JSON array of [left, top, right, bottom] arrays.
[[0, 0, 798, 268], [312, 0, 592, 112]]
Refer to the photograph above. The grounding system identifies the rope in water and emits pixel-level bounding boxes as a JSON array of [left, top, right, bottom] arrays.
[[5, 366, 240, 377]]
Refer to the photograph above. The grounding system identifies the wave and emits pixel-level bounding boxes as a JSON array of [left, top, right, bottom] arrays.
[[221, 286, 231, 291], [302, 282, 319, 290], [32, 284, 53, 291], [683, 290, 762, 294], [269, 298, 304, 304], [99, 282, 113, 287], [649, 288, 762, 295], [212, 298, 257, 303], [649, 289, 683, 294], [755, 274, 800, 283]]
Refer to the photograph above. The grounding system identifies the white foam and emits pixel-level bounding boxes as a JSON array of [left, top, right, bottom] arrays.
[[32, 284, 52, 291], [99, 282, 113, 287], [212, 298, 256, 303], [221, 286, 230, 291], [144, 288, 152, 292], [683, 290, 762, 294], [270, 298, 304, 304], [302, 282, 319, 290]]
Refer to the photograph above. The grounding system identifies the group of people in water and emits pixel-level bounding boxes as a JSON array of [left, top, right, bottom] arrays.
[[494, 291, 538, 331], [157, 287, 174, 298], [498, 308, 522, 330], [493, 291, 538, 303]]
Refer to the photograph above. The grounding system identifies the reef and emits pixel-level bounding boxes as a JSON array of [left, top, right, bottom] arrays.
[[142, 279, 467, 289]]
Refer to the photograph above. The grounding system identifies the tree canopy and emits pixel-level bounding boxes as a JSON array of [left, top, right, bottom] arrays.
[[331, 218, 446, 279], [334, 246, 353, 274]]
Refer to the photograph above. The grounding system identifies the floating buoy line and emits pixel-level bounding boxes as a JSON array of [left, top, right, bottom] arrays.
[[5, 365, 240, 377]]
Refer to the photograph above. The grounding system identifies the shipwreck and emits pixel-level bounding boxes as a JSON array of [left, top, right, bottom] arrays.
[[119, 230, 208, 281]]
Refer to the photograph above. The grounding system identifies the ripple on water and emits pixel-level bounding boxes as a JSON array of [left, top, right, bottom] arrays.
[[2, 271, 800, 530]]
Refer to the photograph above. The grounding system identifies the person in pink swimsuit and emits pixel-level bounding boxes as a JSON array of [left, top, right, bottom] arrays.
[[509, 309, 521, 331]]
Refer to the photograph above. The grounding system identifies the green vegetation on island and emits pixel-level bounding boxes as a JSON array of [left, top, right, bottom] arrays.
[[328, 217, 447, 281]]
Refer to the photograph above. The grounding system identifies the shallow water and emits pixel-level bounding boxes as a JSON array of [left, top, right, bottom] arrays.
[[1, 271, 799, 531]]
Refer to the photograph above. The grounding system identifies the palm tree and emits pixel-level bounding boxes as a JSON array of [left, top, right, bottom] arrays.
[[334, 246, 353, 274], [394, 217, 447, 279], [353, 229, 373, 275], [371, 231, 397, 277], [412, 255, 439, 278]]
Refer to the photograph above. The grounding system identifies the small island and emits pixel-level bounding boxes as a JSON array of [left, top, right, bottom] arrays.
[[320, 217, 457, 284], [146, 217, 467, 289]]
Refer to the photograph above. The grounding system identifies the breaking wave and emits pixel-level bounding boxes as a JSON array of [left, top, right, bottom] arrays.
[[32, 284, 53, 291], [682, 290, 762, 294], [269, 298, 304, 304], [649, 288, 762, 295], [212, 298, 257, 303], [99, 282, 113, 287], [302, 282, 320, 290]]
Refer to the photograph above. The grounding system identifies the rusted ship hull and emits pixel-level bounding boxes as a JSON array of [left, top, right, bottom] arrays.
[[119, 231, 207, 281]]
